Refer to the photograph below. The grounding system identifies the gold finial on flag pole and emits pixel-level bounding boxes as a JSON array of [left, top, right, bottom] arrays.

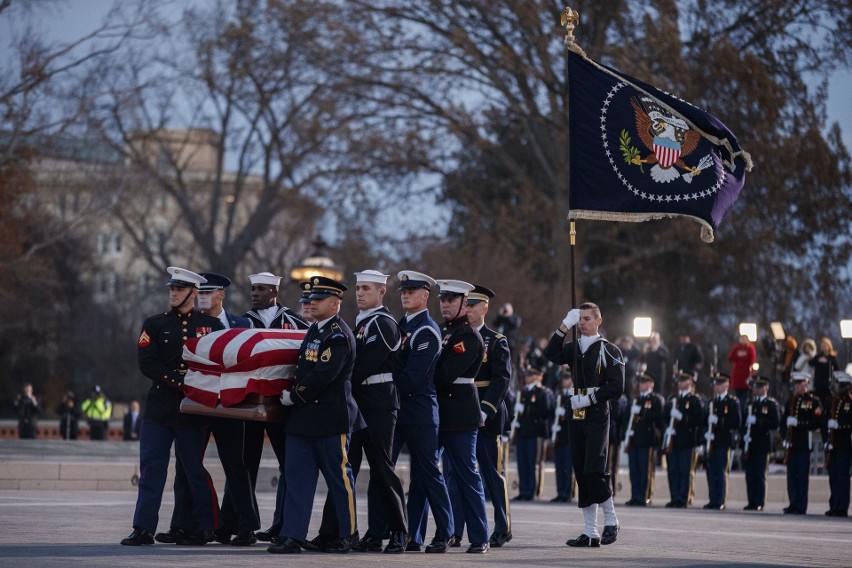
[[560, 7, 579, 49]]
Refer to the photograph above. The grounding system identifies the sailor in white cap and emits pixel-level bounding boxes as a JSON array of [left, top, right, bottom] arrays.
[[433, 279, 489, 553], [122, 267, 223, 546], [825, 371, 852, 517]]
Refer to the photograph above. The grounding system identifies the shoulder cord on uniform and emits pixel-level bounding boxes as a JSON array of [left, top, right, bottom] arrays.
[[365, 312, 402, 352], [410, 325, 442, 353]]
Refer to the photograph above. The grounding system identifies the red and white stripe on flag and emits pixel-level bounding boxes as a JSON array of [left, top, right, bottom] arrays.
[[182, 328, 307, 407]]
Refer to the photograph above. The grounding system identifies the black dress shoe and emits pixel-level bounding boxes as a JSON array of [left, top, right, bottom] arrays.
[[511, 494, 532, 501], [424, 538, 449, 553], [566, 533, 600, 547], [154, 527, 184, 544], [177, 529, 213, 545], [448, 535, 462, 548], [352, 536, 383, 552], [384, 532, 409, 554], [703, 503, 725, 510], [213, 529, 232, 545], [467, 542, 489, 553], [551, 496, 570, 503], [231, 530, 257, 546], [405, 541, 422, 552], [306, 533, 336, 552], [255, 526, 281, 542], [323, 537, 351, 553], [743, 504, 758, 511], [664, 501, 676, 508], [121, 528, 155, 546], [601, 525, 619, 545], [488, 532, 512, 547], [267, 537, 303, 554], [624, 499, 637, 506]]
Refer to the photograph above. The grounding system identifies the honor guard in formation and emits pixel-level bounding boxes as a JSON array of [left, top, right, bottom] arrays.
[[607, 393, 629, 499], [623, 373, 665, 506], [122, 267, 223, 546], [544, 302, 625, 548], [269, 276, 360, 554], [551, 371, 575, 503], [243, 272, 309, 543], [825, 371, 852, 517], [701, 373, 741, 510], [782, 371, 823, 515], [741, 375, 780, 511], [431, 279, 489, 554], [457, 284, 513, 547], [513, 367, 554, 501], [159, 272, 260, 546], [314, 270, 408, 553], [663, 372, 704, 508], [389, 271, 453, 552]]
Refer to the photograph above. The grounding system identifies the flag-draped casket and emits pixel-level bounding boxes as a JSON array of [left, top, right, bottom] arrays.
[[178, 328, 307, 421]]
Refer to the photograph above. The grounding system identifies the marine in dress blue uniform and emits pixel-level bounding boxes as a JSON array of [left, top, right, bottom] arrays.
[[268, 276, 359, 554], [315, 270, 409, 554], [741, 375, 780, 511], [544, 302, 625, 548], [663, 372, 704, 508], [782, 371, 823, 514], [702, 373, 742, 510], [624, 373, 665, 506], [240, 272, 309, 543], [825, 371, 852, 517], [121, 267, 223, 546], [432, 279, 488, 554], [388, 271, 453, 552]]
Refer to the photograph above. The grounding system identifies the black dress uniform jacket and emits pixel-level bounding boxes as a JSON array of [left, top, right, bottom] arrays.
[[137, 309, 223, 426], [828, 391, 852, 453], [665, 393, 704, 449], [553, 390, 572, 445], [287, 315, 359, 437], [704, 393, 742, 449], [475, 325, 512, 436], [741, 396, 780, 454], [245, 304, 306, 330], [517, 384, 555, 439], [434, 315, 484, 431], [352, 307, 401, 410], [628, 392, 665, 449], [782, 392, 823, 452]]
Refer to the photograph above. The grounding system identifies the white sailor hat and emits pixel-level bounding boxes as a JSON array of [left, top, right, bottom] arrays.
[[833, 371, 852, 384], [249, 272, 282, 287], [354, 269, 390, 285], [166, 266, 207, 288], [790, 371, 810, 383], [397, 270, 437, 290], [436, 279, 475, 297]]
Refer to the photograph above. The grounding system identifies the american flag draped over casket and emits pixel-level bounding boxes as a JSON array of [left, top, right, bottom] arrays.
[[181, 328, 307, 408]]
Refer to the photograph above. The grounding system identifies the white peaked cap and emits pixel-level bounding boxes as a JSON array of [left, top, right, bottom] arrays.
[[166, 266, 207, 287], [436, 279, 475, 295]]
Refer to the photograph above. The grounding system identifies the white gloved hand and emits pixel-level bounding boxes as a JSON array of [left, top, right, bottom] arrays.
[[708, 414, 719, 425], [630, 403, 641, 414], [555, 406, 567, 417], [704, 432, 714, 441], [827, 419, 839, 430], [571, 394, 591, 409], [782, 439, 790, 449], [480, 410, 488, 425], [664, 427, 674, 438], [514, 402, 525, 414], [747, 415, 757, 425], [743, 435, 752, 444], [786, 416, 798, 427], [280, 390, 294, 406], [562, 308, 581, 329], [670, 408, 683, 421], [825, 442, 833, 451]]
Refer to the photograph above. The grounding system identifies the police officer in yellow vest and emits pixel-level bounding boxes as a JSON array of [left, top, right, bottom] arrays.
[[82, 385, 112, 440]]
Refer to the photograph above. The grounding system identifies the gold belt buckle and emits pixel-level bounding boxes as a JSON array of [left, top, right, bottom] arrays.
[[572, 388, 586, 420]]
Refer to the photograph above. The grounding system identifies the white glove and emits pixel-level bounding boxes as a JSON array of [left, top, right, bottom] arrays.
[[743, 435, 752, 444], [480, 410, 488, 425], [664, 427, 675, 438], [571, 394, 591, 409], [670, 408, 683, 421], [562, 308, 581, 329], [828, 419, 839, 430], [280, 390, 294, 406], [552, 424, 561, 433], [630, 403, 641, 414], [825, 442, 833, 451], [704, 432, 714, 441], [514, 402, 525, 414], [708, 414, 719, 425], [786, 416, 798, 427], [782, 439, 790, 449], [555, 406, 567, 417], [747, 415, 757, 425]]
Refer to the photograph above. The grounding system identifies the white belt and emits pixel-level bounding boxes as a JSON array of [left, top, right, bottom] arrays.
[[363, 373, 393, 385], [453, 377, 475, 385], [572, 387, 599, 395]]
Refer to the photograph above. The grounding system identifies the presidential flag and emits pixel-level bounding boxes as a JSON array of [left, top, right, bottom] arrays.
[[567, 49, 752, 242], [182, 328, 306, 407]]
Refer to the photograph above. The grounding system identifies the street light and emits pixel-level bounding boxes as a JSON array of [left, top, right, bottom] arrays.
[[288, 236, 343, 283], [633, 317, 652, 338], [769, 322, 785, 341], [739, 322, 757, 342]]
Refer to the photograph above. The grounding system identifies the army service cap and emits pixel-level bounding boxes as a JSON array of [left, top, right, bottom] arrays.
[[307, 276, 347, 299], [467, 284, 495, 305]]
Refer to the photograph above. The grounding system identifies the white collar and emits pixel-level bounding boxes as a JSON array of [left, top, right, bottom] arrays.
[[217, 310, 230, 330], [578, 334, 602, 354], [405, 308, 428, 323], [315, 315, 335, 330]]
